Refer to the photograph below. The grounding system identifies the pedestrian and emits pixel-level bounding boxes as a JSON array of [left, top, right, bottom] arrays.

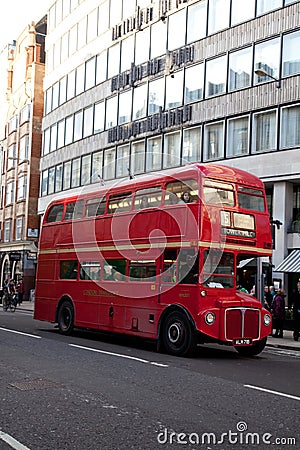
[[269, 285, 276, 299], [181, 191, 191, 203], [264, 285, 273, 311], [17, 278, 24, 305], [271, 289, 286, 338], [289, 281, 300, 341]]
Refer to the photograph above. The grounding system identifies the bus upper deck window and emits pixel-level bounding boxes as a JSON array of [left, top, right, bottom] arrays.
[[108, 192, 132, 214], [85, 197, 106, 217], [238, 187, 265, 212], [203, 180, 234, 206], [46, 204, 64, 223], [64, 200, 84, 220], [134, 186, 162, 209], [165, 179, 198, 205]]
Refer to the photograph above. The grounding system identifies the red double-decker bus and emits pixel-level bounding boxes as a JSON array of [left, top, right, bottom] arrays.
[[34, 163, 272, 356]]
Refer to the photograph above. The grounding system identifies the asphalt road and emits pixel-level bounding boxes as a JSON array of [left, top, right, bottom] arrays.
[[0, 308, 299, 450]]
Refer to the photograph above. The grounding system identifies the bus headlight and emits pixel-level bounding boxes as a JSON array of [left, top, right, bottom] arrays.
[[263, 314, 271, 326], [205, 312, 216, 325]]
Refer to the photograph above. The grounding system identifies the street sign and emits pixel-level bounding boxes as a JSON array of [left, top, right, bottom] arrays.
[[9, 252, 21, 262]]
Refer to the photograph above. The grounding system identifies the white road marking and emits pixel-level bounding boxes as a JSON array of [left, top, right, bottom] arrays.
[[0, 327, 41, 339], [244, 384, 300, 401], [0, 431, 31, 450], [69, 343, 168, 367]]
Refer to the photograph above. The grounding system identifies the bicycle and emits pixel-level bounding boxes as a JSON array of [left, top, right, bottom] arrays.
[[2, 293, 17, 312]]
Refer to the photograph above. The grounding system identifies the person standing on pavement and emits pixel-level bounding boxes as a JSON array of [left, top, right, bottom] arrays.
[[271, 289, 286, 338], [17, 278, 24, 305], [289, 281, 300, 341]]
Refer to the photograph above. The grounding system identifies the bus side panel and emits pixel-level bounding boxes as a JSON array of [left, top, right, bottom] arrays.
[[34, 258, 57, 322]]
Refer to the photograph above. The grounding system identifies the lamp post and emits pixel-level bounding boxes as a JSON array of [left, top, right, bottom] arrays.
[[254, 68, 281, 88]]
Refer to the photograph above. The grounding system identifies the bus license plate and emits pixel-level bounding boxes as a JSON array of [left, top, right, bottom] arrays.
[[234, 339, 252, 345]]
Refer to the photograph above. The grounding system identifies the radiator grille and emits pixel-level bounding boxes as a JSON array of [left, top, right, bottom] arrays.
[[225, 308, 260, 340]]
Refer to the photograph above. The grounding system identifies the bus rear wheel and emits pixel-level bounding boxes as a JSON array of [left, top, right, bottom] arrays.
[[235, 337, 267, 356], [162, 311, 196, 357], [58, 300, 74, 335]]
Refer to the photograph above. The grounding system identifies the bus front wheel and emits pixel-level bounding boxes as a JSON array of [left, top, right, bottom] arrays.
[[235, 337, 267, 356], [58, 300, 74, 335], [162, 311, 196, 357]]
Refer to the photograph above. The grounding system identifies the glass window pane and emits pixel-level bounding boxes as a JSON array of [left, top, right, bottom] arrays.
[[106, 96, 118, 129], [77, 16, 87, 49], [227, 116, 249, 157], [231, 0, 255, 25], [121, 35, 134, 72], [116, 145, 130, 178], [228, 47, 252, 91], [187, 1, 207, 44], [57, 120, 65, 148], [69, 24, 77, 56], [50, 124, 57, 152], [71, 158, 81, 188], [81, 154, 91, 185], [87, 8, 98, 43], [65, 115, 74, 145], [135, 27, 150, 65], [85, 58, 96, 90], [74, 110, 83, 141], [83, 106, 93, 137], [103, 148, 116, 180], [43, 128, 50, 155], [59, 76, 67, 105], [133, 84, 147, 120], [67, 70, 76, 100], [254, 38, 280, 85], [165, 71, 183, 109], [282, 31, 300, 77], [256, 0, 282, 15], [148, 77, 164, 115], [146, 136, 162, 171], [252, 110, 277, 153], [280, 105, 300, 149], [45, 88, 52, 114], [185, 63, 204, 103], [131, 141, 145, 175], [208, 0, 230, 35], [118, 90, 132, 124], [151, 21, 167, 59], [163, 131, 181, 169], [41, 170, 48, 196], [63, 161, 71, 190], [76, 64, 85, 96], [91, 151, 103, 182], [205, 55, 227, 97], [110, 0, 122, 26], [168, 9, 186, 51], [94, 102, 105, 133], [48, 167, 55, 194], [98, 1, 109, 35], [61, 32, 68, 63], [204, 122, 224, 161], [183, 127, 201, 163], [52, 82, 59, 110], [108, 44, 120, 78], [55, 165, 63, 192], [96, 51, 107, 84]]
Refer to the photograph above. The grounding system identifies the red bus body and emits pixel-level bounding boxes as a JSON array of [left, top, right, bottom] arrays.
[[34, 164, 272, 356]]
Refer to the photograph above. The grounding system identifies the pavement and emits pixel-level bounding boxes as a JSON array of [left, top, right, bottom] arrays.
[[16, 301, 300, 352]]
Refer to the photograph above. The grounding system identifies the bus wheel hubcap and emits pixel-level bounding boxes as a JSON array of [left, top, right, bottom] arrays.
[[168, 322, 183, 344]]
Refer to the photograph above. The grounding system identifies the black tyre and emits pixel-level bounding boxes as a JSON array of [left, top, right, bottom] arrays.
[[235, 337, 267, 356], [58, 300, 74, 335], [161, 310, 196, 356], [9, 302, 16, 312]]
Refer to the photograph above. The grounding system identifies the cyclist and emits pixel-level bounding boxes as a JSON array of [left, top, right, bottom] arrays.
[[4, 279, 17, 308]]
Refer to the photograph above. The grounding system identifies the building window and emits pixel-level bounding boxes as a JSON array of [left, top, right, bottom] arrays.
[[254, 38, 280, 85], [280, 105, 300, 149], [43, 128, 50, 155], [96, 51, 107, 84], [16, 217, 24, 241], [227, 116, 250, 157], [81, 154, 91, 185], [4, 220, 12, 242], [6, 181, 15, 205], [108, 44, 120, 78], [74, 111, 83, 141], [77, 16, 87, 49], [83, 106, 94, 137], [150, 20, 167, 59], [91, 151, 103, 182], [87, 8, 98, 43], [109, 0, 122, 26], [52, 81, 59, 110], [76, 64, 85, 96], [94, 102, 105, 133], [20, 104, 31, 124], [19, 135, 29, 161], [63, 161, 71, 190], [148, 77, 164, 115], [45, 88, 52, 114], [116, 145, 130, 178], [50, 124, 57, 152], [118, 90, 132, 124], [256, 0, 282, 15], [282, 30, 300, 77], [183, 126, 201, 163], [9, 115, 18, 133], [65, 115, 74, 145], [252, 110, 277, 153], [57, 119, 65, 149], [59, 77, 67, 105], [205, 55, 227, 97], [168, 9, 186, 51], [69, 24, 77, 56], [131, 141, 145, 175], [17, 175, 27, 200], [208, 0, 230, 35], [41, 170, 48, 196], [85, 57, 96, 90], [67, 70, 76, 100], [187, 1, 207, 44], [121, 35, 135, 72], [106, 96, 118, 129], [48, 167, 55, 195], [146, 136, 162, 171], [133, 84, 147, 120], [228, 47, 252, 91], [71, 158, 81, 188], [185, 63, 204, 103], [7, 145, 16, 169], [103, 148, 116, 180], [98, 1, 109, 35], [204, 122, 225, 161], [165, 71, 183, 109], [163, 131, 181, 169], [231, 0, 255, 25], [55, 165, 63, 192], [135, 26, 150, 65]]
